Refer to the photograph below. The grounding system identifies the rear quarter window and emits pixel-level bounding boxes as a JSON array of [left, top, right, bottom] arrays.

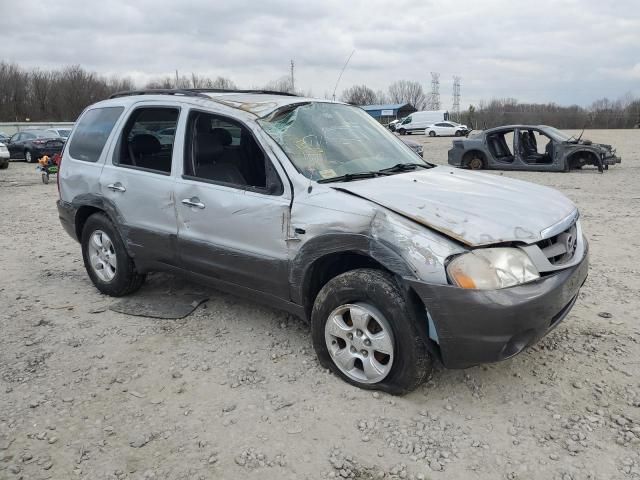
[[68, 107, 124, 162]]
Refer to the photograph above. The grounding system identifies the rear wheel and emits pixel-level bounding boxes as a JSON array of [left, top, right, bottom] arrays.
[[311, 269, 431, 394], [41, 172, 49, 184], [468, 156, 484, 170], [81, 213, 146, 296], [428, 131, 436, 137], [25, 150, 33, 163]]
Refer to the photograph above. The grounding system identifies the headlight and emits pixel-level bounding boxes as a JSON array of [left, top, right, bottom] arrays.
[[447, 248, 539, 289]]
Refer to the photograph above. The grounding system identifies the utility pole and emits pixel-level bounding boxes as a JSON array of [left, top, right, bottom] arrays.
[[452, 76, 461, 122], [290, 60, 295, 94], [427, 72, 440, 110], [175, 69, 179, 88]]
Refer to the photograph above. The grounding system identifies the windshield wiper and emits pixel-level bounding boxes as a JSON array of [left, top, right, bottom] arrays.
[[377, 162, 432, 173], [317, 171, 381, 183]]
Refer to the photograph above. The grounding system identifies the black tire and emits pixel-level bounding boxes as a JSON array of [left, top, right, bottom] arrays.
[[454, 130, 462, 137], [428, 131, 436, 137], [81, 213, 146, 296], [42, 172, 49, 184], [25, 149, 34, 163], [0, 161, 8, 169], [311, 269, 431, 395], [398, 129, 406, 136]]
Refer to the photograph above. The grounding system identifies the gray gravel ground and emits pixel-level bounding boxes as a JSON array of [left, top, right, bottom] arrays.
[[1, 129, 639, 479]]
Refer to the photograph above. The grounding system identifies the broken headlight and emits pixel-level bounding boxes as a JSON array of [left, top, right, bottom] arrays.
[[447, 248, 539, 290]]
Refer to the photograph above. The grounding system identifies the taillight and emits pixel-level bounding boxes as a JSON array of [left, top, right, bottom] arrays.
[[33, 139, 46, 145]]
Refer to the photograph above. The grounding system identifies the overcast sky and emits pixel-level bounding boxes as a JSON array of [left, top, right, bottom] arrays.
[[2, 0, 639, 107]]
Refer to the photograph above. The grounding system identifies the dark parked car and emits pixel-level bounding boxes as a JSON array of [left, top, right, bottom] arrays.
[[448, 125, 621, 172], [6, 130, 65, 163], [399, 137, 423, 157]]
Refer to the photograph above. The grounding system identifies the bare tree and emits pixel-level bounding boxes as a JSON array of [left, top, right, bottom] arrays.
[[388, 80, 426, 110], [340, 85, 377, 105], [264, 76, 294, 94]]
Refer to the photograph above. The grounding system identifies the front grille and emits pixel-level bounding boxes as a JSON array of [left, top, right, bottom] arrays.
[[536, 222, 578, 265]]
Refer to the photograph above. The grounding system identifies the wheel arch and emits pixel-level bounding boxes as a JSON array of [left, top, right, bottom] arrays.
[[71, 194, 130, 251], [290, 233, 418, 320], [566, 149, 599, 166]]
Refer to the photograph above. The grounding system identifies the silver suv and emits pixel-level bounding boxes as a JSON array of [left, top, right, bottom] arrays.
[[57, 89, 589, 394]]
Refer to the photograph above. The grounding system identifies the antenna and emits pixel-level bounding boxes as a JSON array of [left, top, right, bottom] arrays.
[[452, 76, 461, 121], [426, 72, 440, 110], [332, 50, 355, 101]]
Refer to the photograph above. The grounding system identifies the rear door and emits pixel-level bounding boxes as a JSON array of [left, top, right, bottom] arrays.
[[174, 109, 291, 298], [7, 133, 24, 158], [99, 104, 183, 267]]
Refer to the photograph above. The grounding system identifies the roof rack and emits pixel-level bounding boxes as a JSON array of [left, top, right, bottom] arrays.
[[109, 88, 298, 99]]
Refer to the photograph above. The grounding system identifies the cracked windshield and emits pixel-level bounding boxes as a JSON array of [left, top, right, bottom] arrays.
[[259, 102, 425, 181]]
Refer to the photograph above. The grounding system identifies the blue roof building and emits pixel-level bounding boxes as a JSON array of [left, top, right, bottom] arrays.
[[360, 103, 417, 123]]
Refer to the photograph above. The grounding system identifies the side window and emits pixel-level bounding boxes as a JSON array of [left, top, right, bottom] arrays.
[[115, 107, 179, 174], [10, 133, 21, 142], [404, 117, 412, 124], [68, 107, 124, 162], [184, 110, 282, 194]]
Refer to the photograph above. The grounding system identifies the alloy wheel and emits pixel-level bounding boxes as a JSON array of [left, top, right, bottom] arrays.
[[88, 230, 117, 282], [324, 303, 394, 384]]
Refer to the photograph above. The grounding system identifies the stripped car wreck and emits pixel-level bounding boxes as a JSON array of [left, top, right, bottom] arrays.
[[448, 124, 621, 172], [57, 90, 589, 394]]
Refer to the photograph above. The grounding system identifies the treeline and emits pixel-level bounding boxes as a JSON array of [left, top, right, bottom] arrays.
[[0, 61, 295, 122], [465, 97, 640, 130], [2, 61, 639, 128], [0, 62, 135, 122]]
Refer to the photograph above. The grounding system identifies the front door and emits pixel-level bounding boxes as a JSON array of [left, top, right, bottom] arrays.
[[99, 104, 182, 267], [175, 109, 291, 298], [7, 133, 25, 159]]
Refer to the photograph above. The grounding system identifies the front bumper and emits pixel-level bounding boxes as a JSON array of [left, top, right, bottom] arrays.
[[407, 248, 589, 369], [603, 154, 621, 165], [57, 200, 78, 241]]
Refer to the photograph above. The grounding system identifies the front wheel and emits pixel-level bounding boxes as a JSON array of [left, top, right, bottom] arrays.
[[81, 213, 146, 296], [41, 172, 49, 184], [398, 129, 406, 136], [454, 131, 462, 137], [428, 131, 436, 137], [311, 269, 431, 394]]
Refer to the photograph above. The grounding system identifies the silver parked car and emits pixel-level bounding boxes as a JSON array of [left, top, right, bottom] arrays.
[[57, 89, 589, 394]]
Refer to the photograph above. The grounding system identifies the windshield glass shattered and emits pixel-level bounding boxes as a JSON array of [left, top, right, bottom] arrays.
[[258, 103, 427, 181]]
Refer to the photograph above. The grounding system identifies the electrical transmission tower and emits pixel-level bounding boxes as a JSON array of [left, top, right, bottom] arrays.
[[427, 72, 440, 110], [290, 60, 295, 93], [452, 76, 461, 121]]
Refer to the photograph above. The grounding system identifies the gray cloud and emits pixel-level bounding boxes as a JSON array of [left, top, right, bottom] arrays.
[[2, 0, 639, 106]]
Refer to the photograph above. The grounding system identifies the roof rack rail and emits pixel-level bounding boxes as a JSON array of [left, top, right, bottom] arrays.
[[109, 88, 298, 99]]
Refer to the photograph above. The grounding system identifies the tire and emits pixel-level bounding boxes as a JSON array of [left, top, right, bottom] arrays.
[[42, 172, 49, 184], [311, 268, 431, 395], [398, 129, 406, 136], [25, 150, 34, 163], [428, 131, 436, 137], [454, 131, 462, 137], [0, 160, 8, 169], [81, 213, 146, 296]]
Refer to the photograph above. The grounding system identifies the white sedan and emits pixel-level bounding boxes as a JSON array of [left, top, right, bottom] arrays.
[[425, 121, 470, 137]]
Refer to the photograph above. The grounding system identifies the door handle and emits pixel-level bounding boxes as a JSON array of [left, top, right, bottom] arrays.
[[107, 183, 126, 192], [182, 198, 205, 209]]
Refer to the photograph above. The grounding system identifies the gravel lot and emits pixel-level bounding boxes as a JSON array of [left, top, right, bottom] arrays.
[[1, 130, 639, 480]]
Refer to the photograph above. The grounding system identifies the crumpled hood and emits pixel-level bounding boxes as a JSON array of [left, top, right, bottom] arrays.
[[334, 166, 577, 247]]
